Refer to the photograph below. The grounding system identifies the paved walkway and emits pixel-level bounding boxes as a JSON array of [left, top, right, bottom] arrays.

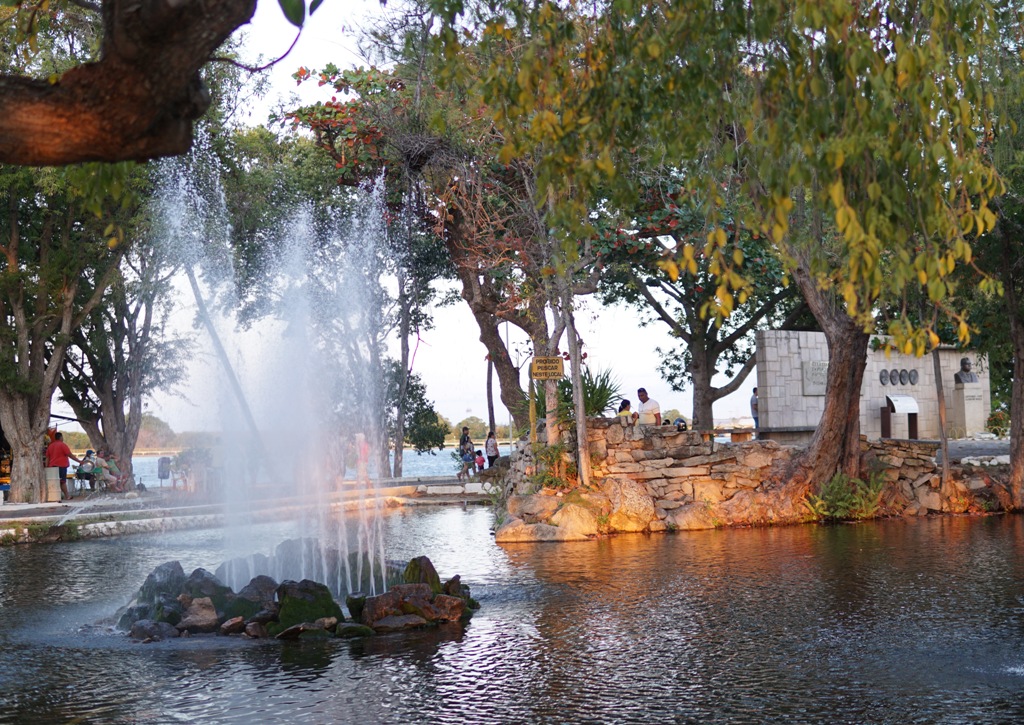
[[940, 438, 1011, 463], [0, 475, 486, 523]]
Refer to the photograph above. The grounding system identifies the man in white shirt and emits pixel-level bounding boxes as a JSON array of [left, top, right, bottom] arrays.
[[633, 387, 662, 426]]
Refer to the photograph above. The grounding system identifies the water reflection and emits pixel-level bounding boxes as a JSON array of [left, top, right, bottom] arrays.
[[2, 510, 1024, 722]]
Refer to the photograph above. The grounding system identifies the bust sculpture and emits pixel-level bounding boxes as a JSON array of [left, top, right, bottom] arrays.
[[954, 357, 979, 384]]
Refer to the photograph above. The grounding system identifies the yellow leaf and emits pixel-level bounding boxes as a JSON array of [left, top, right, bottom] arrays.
[[836, 206, 849, 233], [716, 286, 734, 315], [917, 269, 927, 285], [732, 248, 743, 266], [828, 180, 844, 208], [657, 259, 680, 281]]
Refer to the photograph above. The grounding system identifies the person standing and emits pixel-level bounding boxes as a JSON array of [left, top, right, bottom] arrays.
[[617, 399, 632, 417], [632, 388, 661, 426], [45, 432, 81, 501], [750, 388, 759, 430], [485, 431, 500, 468], [457, 427, 474, 481]]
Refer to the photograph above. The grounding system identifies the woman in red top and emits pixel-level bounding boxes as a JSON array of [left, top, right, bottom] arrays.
[[45, 432, 81, 500]]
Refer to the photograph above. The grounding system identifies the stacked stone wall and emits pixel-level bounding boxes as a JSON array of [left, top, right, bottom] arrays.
[[494, 417, 1008, 542]]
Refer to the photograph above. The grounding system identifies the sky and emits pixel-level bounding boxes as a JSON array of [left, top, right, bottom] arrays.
[[136, 0, 759, 433]]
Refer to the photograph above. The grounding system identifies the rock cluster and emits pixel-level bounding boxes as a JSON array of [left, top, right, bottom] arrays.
[[862, 438, 944, 515], [119, 555, 478, 642], [494, 418, 1010, 541]]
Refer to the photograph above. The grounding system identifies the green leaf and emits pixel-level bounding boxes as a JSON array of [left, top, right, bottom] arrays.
[[278, 0, 305, 27], [309, 0, 324, 13]]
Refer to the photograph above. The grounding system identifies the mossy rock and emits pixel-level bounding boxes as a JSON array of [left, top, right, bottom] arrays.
[[273, 579, 344, 634], [138, 561, 186, 605], [336, 623, 375, 638], [151, 592, 184, 625], [345, 593, 366, 622], [222, 596, 261, 622], [403, 556, 442, 594], [182, 568, 235, 614]]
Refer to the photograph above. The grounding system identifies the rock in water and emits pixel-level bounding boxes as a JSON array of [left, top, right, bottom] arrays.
[[224, 575, 278, 621], [219, 616, 246, 635], [345, 592, 366, 622], [130, 620, 180, 641], [271, 580, 344, 636], [182, 568, 234, 615], [176, 597, 220, 634], [245, 622, 269, 639], [402, 556, 442, 593]]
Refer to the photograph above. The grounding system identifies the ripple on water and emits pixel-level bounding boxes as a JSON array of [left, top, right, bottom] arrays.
[[2, 511, 1024, 723]]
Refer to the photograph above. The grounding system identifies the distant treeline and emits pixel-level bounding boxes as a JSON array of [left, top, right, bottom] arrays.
[[59, 414, 213, 454]]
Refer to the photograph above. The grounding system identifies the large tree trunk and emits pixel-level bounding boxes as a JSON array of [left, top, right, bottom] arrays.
[[690, 334, 715, 431], [558, 277, 591, 486], [785, 266, 869, 495], [450, 260, 529, 429], [0, 0, 257, 165], [0, 395, 51, 503], [392, 273, 411, 478], [486, 358, 496, 435], [1009, 343, 1024, 509], [1004, 231, 1024, 509]]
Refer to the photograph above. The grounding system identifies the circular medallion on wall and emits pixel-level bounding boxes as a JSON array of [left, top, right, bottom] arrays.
[[880, 369, 889, 385], [889, 369, 900, 385], [900, 369, 909, 385], [909, 369, 919, 385]]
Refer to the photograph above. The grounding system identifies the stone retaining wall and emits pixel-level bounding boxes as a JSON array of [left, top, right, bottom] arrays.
[[495, 418, 1008, 542]]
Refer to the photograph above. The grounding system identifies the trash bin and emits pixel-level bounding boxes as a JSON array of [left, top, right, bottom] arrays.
[[157, 457, 171, 481], [44, 467, 62, 502]]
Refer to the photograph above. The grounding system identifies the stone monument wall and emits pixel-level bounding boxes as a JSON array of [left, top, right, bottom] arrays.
[[755, 331, 991, 442], [495, 419, 1003, 541]]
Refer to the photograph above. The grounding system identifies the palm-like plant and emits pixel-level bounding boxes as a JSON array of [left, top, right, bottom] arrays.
[[534, 367, 622, 421]]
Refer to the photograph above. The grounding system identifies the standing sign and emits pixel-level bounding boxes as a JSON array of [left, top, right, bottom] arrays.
[[530, 357, 564, 380]]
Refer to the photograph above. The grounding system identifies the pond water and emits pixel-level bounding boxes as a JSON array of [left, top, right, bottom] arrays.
[[130, 445, 513, 490], [2, 509, 1024, 723]]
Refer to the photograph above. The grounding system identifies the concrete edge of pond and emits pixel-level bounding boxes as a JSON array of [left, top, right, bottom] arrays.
[[0, 479, 494, 545]]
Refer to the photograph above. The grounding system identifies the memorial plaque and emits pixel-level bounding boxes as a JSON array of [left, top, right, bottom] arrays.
[[908, 369, 919, 385], [889, 369, 899, 385], [802, 361, 829, 396], [879, 369, 889, 385], [530, 356, 565, 380], [899, 369, 909, 385]]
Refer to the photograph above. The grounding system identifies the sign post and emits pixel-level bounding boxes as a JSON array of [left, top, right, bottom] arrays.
[[529, 357, 564, 443], [530, 357, 564, 380]]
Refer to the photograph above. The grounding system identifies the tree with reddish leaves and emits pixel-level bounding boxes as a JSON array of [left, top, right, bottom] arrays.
[[284, 59, 603, 456]]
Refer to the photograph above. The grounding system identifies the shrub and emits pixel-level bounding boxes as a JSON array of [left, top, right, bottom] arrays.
[[987, 409, 1010, 437], [533, 367, 623, 421], [803, 472, 886, 522], [529, 442, 577, 490]]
